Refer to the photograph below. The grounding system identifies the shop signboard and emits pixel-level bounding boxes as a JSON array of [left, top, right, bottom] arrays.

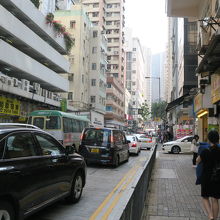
[[211, 73, 220, 104], [194, 93, 203, 113], [60, 98, 67, 112], [0, 96, 20, 116]]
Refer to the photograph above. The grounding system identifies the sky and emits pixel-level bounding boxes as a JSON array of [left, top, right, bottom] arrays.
[[125, 0, 168, 54]]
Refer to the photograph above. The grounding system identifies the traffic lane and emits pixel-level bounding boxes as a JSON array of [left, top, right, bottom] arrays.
[[28, 150, 151, 220]]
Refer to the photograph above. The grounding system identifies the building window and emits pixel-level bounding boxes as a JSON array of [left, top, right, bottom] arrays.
[[107, 4, 112, 8], [106, 21, 112, 25], [133, 48, 136, 51], [69, 56, 74, 63], [106, 12, 112, 17], [107, 83, 111, 88], [82, 75, 84, 83], [93, 3, 99, 8], [93, 31, 98, 38], [92, 47, 97, 53], [132, 70, 136, 73], [133, 101, 136, 105], [108, 38, 112, 43], [92, 63, 97, 70], [132, 92, 136, 95], [70, 20, 76, 29], [91, 79, 96, 86], [113, 73, 118, 77], [106, 106, 113, 111], [92, 12, 99, 17], [68, 74, 74, 81], [133, 58, 136, 61], [68, 92, 73, 100], [91, 96, 96, 103]]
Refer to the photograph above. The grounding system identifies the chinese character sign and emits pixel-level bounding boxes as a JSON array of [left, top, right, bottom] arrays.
[[0, 96, 20, 116]]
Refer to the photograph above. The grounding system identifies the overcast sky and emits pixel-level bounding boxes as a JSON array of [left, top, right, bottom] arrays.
[[125, 0, 168, 54]]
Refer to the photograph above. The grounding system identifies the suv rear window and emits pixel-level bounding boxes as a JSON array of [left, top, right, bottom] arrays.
[[82, 128, 111, 147]]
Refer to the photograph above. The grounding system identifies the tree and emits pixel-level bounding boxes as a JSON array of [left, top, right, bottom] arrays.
[[139, 102, 151, 121], [151, 101, 167, 120]]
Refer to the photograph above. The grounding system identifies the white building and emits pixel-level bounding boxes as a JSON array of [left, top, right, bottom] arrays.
[[125, 37, 145, 122], [39, 0, 75, 15], [0, 0, 70, 122]]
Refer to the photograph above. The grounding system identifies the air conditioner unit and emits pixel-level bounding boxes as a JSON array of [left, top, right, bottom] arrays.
[[7, 79, 12, 86], [215, 0, 220, 17], [33, 82, 41, 95], [41, 89, 47, 97], [114, 51, 119, 55], [0, 75, 7, 83], [12, 78, 19, 87], [47, 91, 53, 99], [17, 80, 22, 89], [21, 79, 30, 91]]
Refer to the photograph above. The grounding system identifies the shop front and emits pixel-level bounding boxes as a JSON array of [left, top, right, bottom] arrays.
[[194, 86, 216, 142]]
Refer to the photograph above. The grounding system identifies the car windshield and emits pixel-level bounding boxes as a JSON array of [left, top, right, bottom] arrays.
[[126, 136, 135, 142], [82, 128, 111, 147], [176, 136, 190, 142]]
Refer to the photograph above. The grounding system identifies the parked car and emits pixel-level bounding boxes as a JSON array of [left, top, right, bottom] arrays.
[[0, 123, 40, 129], [0, 127, 86, 220], [79, 127, 129, 167], [126, 135, 141, 155], [162, 135, 194, 154], [135, 134, 154, 150]]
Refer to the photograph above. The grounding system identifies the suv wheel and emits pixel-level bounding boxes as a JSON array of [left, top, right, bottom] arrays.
[[66, 172, 83, 203], [171, 145, 180, 154], [0, 201, 15, 220]]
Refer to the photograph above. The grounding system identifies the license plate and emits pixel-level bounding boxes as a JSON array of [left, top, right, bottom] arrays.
[[91, 148, 99, 153]]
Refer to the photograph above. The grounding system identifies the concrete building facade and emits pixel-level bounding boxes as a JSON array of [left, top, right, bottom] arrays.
[[79, 0, 126, 128], [54, 5, 91, 110], [0, 0, 70, 122], [167, 0, 220, 140]]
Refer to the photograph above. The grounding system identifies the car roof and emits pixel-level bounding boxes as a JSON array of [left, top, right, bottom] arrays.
[[0, 123, 40, 129], [0, 127, 46, 136]]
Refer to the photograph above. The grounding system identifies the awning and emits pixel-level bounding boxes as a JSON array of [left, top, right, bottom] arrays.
[[196, 31, 220, 74], [166, 94, 190, 112]]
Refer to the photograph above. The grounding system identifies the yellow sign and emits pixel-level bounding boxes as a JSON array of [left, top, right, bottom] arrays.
[[194, 93, 203, 113], [0, 96, 20, 116], [211, 73, 220, 104]]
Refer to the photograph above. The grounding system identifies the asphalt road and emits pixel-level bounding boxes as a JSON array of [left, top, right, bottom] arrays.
[[28, 150, 152, 220]]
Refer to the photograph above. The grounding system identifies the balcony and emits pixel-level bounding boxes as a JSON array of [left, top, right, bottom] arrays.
[[0, 40, 69, 92], [166, 0, 201, 18], [0, 5, 69, 73], [0, 0, 67, 54]]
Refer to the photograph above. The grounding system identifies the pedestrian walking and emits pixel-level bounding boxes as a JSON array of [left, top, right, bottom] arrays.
[[196, 130, 220, 220], [191, 135, 199, 167]]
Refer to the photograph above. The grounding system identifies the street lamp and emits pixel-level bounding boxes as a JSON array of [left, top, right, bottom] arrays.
[[145, 76, 161, 102]]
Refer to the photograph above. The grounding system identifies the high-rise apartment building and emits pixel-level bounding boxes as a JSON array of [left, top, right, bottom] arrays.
[[125, 38, 145, 122], [54, 5, 91, 110], [167, 0, 220, 140], [81, 0, 126, 128], [54, 4, 108, 126], [143, 47, 152, 111], [0, 0, 70, 123]]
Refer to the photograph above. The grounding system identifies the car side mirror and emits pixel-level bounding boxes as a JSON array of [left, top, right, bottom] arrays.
[[127, 140, 131, 144], [65, 145, 75, 155]]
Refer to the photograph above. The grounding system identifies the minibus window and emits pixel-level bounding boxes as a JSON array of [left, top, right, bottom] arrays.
[[46, 116, 61, 129], [33, 117, 44, 129]]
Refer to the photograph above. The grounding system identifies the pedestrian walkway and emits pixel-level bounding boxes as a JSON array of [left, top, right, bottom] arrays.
[[142, 150, 220, 220]]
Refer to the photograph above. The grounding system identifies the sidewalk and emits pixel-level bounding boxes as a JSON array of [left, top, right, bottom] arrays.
[[142, 150, 220, 220]]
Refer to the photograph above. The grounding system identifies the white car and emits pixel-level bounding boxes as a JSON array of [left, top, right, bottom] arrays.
[[135, 134, 154, 150], [162, 136, 194, 154], [126, 135, 141, 155]]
